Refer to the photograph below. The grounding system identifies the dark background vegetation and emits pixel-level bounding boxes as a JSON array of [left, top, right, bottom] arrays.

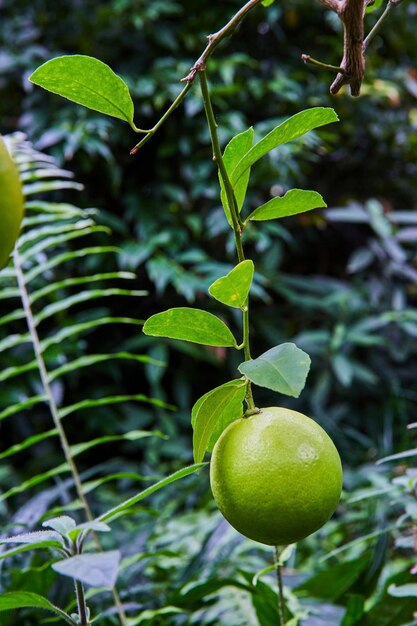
[[1, 0, 417, 624]]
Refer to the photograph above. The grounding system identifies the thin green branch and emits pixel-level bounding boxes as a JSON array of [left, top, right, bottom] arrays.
[[198, 70, 255, 411], [13, 247, 128, 626], [198, 71, 244, 258], [130, 82, 192, 154], [363, 0, 406, 51], [182, 0, 264, 82], [301, 54, 346, 74], [130, 0, 264, 155]]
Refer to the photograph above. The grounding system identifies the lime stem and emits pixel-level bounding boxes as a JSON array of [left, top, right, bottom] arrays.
[[274, 545, 286, 625]]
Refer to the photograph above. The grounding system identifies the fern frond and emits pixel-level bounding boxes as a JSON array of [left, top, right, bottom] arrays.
[[0, 134, 164, 521]]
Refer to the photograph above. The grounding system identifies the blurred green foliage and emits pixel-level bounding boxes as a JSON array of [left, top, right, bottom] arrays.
[[1, 0, 417, 623]]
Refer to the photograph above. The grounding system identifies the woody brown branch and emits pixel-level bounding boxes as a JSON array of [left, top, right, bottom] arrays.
[[321, 0, 367, 96]]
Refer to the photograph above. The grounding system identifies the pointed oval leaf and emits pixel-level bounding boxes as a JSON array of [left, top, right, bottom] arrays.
[[52, 550, 121, 588], [232, 108, 339, 186], [29, 55, 135, 125], [192, 380, 247, 463], [0, 592, 74, 625], [208, 260, 254, 309], [248, 189, 327, 222], [219, 127, 254, 225], [143, 308, 237, 347], [238, 343, 311, 398]]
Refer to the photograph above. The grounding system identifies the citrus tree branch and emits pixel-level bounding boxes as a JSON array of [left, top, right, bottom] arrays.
[[330, 0, 367, 96], [305, 0, 407, 95], [130, 0, 264, 154], [182, 0, 265, 83]]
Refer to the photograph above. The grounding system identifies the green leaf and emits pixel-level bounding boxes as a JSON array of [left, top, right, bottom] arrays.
[[0, 392, 48, 422], [69, 429, 163, 457], [143, 308, 237, 347], [208, 260, 254, 309], [366, 0, 384, 13], [41, 317, 143, 352], [220, 127, 254, 225], [388, 584, 417, 597], [98, 463, 207, 523], [357, 570, 417, 625], [0, 463, 70, 503], [192, 380, 247, 463], [238, 343, 311, 398], [342, 596, 365, 626], [23, 180, 83, 195], [68, 521, 111, 542], [127, 607, 185, 625], [59, 393, 173, 418], [29, 55, 135, 126], [0, 541, 64, 561], [0, 530, 63, 547], [0, 428, 57, 459], [231, 108, 338, 186], [252, 565, 276, 586], [0, 592, 74, 625], [52, 550, 121, 588], [297, 556, 370, 602], [48, 353, 157, 382], [42, 516, 76, 536], [248, 189, 326, 222]]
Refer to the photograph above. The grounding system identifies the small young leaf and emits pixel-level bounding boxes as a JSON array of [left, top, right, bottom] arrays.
[[208, 260, 254, 309], [232, 108, 338, 186], [238, 343, 311, 398], [0, 592, 74, 625], [42, 516, 76, 536], [192, 380, 247, 463], [219, 127, 254, 225], [29, 55, 135, 126], [248, 189, 326, 222], [143, 308, 237, 347], [52, 550, 121, 588], [68, 520, 111, 542]]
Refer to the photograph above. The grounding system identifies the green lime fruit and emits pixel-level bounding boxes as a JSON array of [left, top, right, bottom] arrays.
[[210, 407, 343, 546], [0, 136, 24, 270]]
